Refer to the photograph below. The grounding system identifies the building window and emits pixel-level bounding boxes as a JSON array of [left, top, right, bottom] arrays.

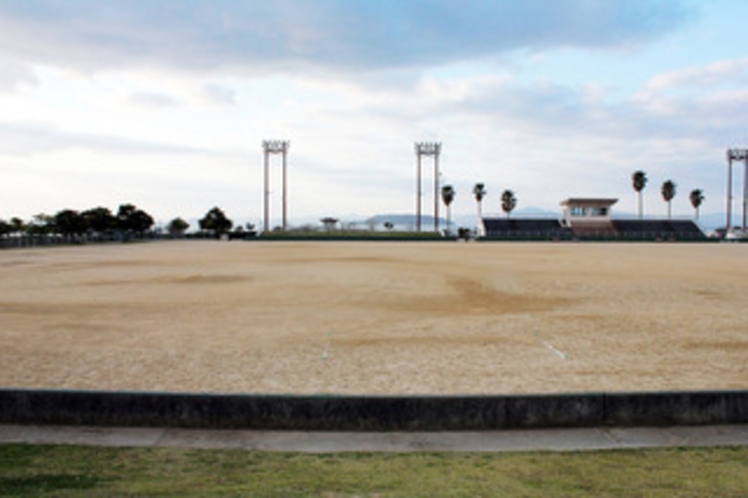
[[571, 207, 586, 216]]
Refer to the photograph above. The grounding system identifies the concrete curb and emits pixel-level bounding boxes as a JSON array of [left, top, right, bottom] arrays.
[[3, 424, 747, 452], [1, 389, 746, 431]]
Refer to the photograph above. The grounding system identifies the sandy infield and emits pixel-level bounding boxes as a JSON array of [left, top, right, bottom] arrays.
[[1, 240, 746, 395]]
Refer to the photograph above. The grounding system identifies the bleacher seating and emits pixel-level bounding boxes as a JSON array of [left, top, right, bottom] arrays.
[[482, 218, 706, 240], [669, 221, 707, 239], [482, 218, 570, 239], [612, 220, 705, 240]]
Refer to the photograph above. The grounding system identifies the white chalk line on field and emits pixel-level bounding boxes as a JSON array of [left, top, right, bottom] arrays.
[[537, 335, 569, 360], [542, 340, 568, 360]]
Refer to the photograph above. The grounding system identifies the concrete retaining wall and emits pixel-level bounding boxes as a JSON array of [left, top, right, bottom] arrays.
[[1, 389, 746, 431]]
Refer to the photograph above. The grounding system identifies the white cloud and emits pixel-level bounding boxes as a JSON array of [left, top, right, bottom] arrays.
[[127, 91, 179, 109], [200, 83, 236, 106], [0, 121, 213, 157], [414, 74, 510, 106], [0, 57, 39, 92], [644, 57, 748, 92], [0, 1, 693, 77]]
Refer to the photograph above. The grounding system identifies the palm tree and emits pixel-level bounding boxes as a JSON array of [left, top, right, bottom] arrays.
[[472, 183, 487, 220], [689, 189, 705, 220], [661, 180, 677, 220], [632, 170, 648, 220], [501, 189, 517, 218], [441, 185, 455, 233]]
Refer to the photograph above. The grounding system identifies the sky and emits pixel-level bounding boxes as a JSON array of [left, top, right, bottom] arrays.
[[1, 0, 747, 229]]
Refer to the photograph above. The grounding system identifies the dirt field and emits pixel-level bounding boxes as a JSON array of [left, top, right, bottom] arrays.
[[1, 240, 746, 395]]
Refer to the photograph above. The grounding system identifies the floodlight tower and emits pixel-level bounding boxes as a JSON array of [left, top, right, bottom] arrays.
[[263, 140, 290, 232], [414, 142, 442, 232], [726, 148, 748, 234]]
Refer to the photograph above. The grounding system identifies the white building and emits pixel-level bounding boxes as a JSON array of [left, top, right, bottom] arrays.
[[560, 198, 618, 237]]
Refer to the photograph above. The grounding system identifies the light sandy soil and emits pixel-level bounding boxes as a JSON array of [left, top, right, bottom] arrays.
[[1, 240, 746, 395]]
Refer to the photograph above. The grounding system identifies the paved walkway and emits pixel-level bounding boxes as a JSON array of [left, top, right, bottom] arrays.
[[1, 424, 747, 453]]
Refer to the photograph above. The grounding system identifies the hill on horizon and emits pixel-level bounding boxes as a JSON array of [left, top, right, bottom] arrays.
[[186, 208, 731, 234]]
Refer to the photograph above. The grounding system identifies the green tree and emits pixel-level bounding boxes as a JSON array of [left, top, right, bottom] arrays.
[[441, 185, 455, 233], [632, 171, 648, 220], [501, 189, 517, 218], [27, 214, 54, 235], [132, 210, 154, 235], [167, 217, 190, 236], [199, 207, 233, 237], [473, 182, 487, 220], [689, 189, 705, 220], [116, 204, 137, 231], [53, 209, 86, 236], [116, 204, 154, 236], [0, 218, 11, 237], [10, 217, 25, 234], [82, 207, 116, 234], [661, 180, 677, 220]]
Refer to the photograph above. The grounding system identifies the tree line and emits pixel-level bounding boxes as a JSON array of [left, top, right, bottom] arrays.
[[0, 204, 155, 240], [0, 204, 247, 242]]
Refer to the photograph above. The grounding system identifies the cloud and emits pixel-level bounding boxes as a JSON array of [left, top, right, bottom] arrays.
[[313, 64, 730, 210], [128, 91, 179, 109], [0, 0, 695, 76], [392, 56, 747, 155], [623, 57, 748, 147], [641, 57, 748, 93], [0, 121, 214, 157], [0, 56, 39, 92], [201, 83, 236, 106]]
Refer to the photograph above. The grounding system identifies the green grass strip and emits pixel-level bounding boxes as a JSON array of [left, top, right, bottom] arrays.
[[1, 444, 747, 496]]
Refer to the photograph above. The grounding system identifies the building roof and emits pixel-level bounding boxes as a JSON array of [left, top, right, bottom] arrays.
[[560, 198, 618, 207]]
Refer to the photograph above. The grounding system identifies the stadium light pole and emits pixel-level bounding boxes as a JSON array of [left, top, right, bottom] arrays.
[[727, 148, 748, 234], [263, 140, 290, 233], [414, 142, 442, 232]]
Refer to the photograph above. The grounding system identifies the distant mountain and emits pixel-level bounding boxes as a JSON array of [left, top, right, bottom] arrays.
[[364, 214, 445, 230], [364, 207, 561, 231], [512, 207, 560, 218], [172, 210, 736, 234], [695, 212, 736, 232]]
